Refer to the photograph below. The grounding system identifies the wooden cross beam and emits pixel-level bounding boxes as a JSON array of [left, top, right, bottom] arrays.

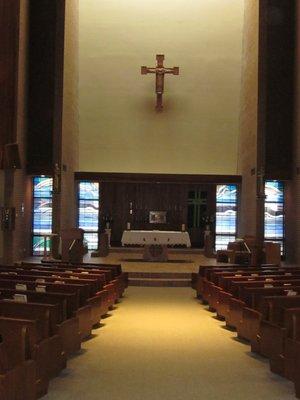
[[141, 54, 179, 111]]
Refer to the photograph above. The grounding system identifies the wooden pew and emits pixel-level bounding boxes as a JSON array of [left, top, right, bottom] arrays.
[[256, 296, 300, 357], [0, 300, 69, 382], [193, 264, 300, 399], [0, 263, 127, 398], [0, 319, 36, 400], [0, 277, 93, 339], [5, 265, 114, 308], [225, 280, 300, 328], [271, 307, 300, 380], [20, 261, 128, 296], [0, 290, 81, 357], [0, 271, 107, 326], [196, 264, 294, 297], [204, 273, 300, 312], [17, 264, 119, 307]]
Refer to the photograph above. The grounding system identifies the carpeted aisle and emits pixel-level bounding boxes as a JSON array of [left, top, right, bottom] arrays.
[[43, 287, 295, 400]]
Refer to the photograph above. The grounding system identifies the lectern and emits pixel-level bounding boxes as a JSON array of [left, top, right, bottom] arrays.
[[61, 228, 85, 263]]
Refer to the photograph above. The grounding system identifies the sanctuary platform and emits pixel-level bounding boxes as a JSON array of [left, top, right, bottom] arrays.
[[24, 249, 222, 287]]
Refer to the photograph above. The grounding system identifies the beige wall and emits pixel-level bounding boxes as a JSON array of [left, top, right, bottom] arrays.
[[78, 0, 244, 174], [237, 0, 259, 236], [60, 0, 79, 230]]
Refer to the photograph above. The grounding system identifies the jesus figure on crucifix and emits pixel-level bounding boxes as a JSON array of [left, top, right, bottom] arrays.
[[141, 54, 179, 111]]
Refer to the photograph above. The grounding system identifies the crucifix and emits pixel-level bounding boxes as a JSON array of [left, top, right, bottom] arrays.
[[141, 54, 179, 111]]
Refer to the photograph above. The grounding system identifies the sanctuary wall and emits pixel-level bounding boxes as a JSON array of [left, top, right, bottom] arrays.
[[237, 0, 259, 236], [60, 0, 79, 230], [78, 0, 244, 175]]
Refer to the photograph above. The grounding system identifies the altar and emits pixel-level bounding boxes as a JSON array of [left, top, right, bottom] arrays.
[[121, 230, 191, 261]]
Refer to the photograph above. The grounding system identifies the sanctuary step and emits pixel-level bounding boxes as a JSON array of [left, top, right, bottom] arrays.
[[128, 272, 191, 287]]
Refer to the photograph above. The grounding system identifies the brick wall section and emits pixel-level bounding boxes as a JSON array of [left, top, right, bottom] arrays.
[[237, 0, 259, 236]]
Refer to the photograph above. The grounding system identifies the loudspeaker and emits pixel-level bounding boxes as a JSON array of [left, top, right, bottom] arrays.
[[4, 143, 21, 169]]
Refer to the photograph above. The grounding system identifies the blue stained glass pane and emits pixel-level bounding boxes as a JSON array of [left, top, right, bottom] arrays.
[[265, 181, 284, 203], [78, 181, 100, 250], [32, 177, 53, 255], [78, 200, 99, 232], [32, 236, 51, 256], [215, 235, 236, 251], [216, 207, 237, 234], [264, 181, 284, 255], [216, 185, 237, 242], [84, 233, 98, 250], [265, 203, 284, 238], [79, 181, 99, 200], [33, 198, 53, 234], [216, 184, 237, 203], [33, 177, 53, 198]]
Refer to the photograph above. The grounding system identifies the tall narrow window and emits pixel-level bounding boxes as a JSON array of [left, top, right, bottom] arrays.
[[32, 176, 53, 255], [215, 184, 237, 250], [264, 180, 284, 254], [78, 181, 100, 250]]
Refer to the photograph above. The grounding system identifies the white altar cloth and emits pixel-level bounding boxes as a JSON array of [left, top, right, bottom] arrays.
[[121, 230, 191, 247]]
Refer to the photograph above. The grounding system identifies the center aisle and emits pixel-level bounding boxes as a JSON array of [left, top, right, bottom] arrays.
[[44, 287, 295, 400]]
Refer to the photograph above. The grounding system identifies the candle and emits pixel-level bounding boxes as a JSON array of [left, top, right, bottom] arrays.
[[127, 222, 131, 230], [181, 224, 185, 231]]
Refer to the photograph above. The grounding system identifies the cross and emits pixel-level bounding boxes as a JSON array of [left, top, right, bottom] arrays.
[[141, 54, 179, 111]]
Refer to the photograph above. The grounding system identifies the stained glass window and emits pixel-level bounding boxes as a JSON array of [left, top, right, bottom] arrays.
[[215, 184, 237, 250], [264, 180, 284, 254], [78, 181, 100, 250], [32, 176, 53, 255]]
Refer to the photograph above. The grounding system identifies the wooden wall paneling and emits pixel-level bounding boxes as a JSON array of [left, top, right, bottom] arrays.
[[0, 0, 20, 146], [26, 0, 66, 175], [75, 172, 242, 184], [98, 180, 218, 246], [260, 0, 296, 179]]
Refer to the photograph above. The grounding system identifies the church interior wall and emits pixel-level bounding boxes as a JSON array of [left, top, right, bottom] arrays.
[[237, 0, 259, 237], [100, 180, 217, 246], [0, 172, 4, 263], [1, 0, 32, 264], [60, 0, 79, 231], [285, 0, 300, 263], [78, 0, 244, 175], [11, 0, 32, 263]]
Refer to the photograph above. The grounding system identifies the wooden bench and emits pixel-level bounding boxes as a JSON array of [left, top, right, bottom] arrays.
[[0, 290, 81, 357], [0, 319, 36, 400], [0, 300, 68, 388], [0, 271, 107, 326]]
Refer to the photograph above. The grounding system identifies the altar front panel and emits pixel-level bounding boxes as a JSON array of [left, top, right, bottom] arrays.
[[121, 230, 191, 247]]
